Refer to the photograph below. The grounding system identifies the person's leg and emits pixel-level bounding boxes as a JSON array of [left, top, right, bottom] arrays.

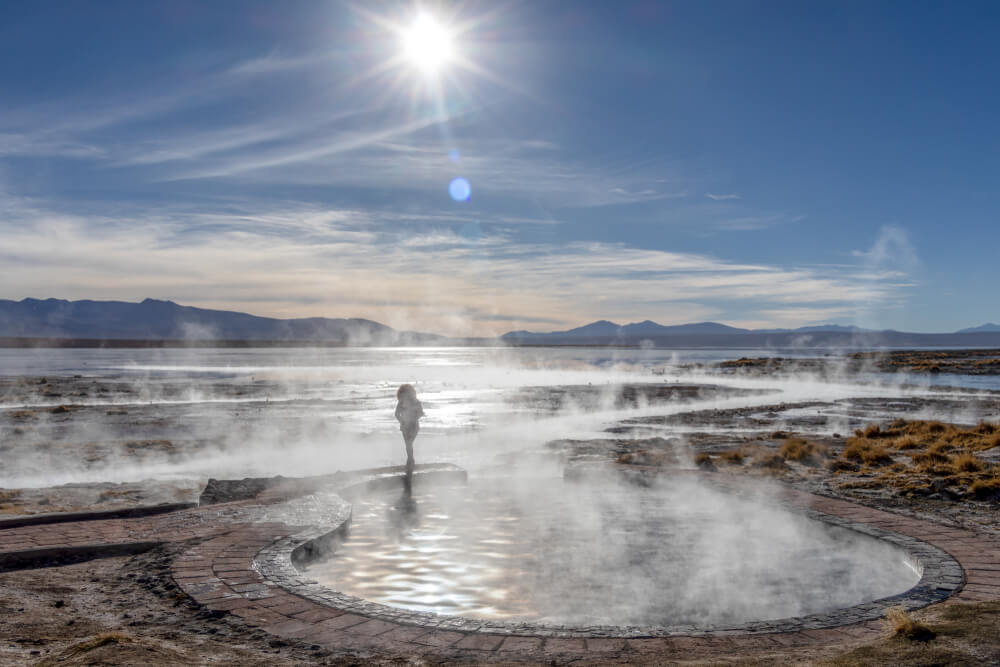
[[404, 433, 415, 468]]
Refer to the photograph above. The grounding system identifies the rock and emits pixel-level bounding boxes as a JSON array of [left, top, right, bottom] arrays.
[[198, 476, 285, 505]]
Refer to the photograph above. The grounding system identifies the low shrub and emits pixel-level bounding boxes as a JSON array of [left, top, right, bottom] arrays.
[[827, 458, 860, 473], [780, 437, 828, 465], [951, 452, 985, 473], [974, 420, 997, 435], [754, 453, 787, 470], [969, 475, 1000, 500], [893, 435, 921, 450], [843, 438, 894, 466], [694, 453, 715, 470], [910, 450, 950, 466], [883, 606, 936, 642], [721, 449, 744, 464]]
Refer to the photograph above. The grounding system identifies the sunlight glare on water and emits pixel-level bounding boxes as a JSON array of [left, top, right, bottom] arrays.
[[305, 475, 921, 627]]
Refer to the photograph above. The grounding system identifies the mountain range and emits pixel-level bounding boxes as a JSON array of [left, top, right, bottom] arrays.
[[0, 298, 440, 345], [501, 319, 1000, 348], [956, 323, 1000, 334], [502, 320, 875, 339], [1, 298, 999, 347]]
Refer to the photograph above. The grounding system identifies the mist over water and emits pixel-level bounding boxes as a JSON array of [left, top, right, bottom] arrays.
[[3, 345, 993, 628], [306, 473, 920, 627], [1, 346, 997, 488]]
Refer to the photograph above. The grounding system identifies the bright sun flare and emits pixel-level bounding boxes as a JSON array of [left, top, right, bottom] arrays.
[[401, 13, 455, 74]]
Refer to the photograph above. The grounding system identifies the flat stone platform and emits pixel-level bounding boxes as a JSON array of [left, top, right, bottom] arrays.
[[1, 465, 998, 663]]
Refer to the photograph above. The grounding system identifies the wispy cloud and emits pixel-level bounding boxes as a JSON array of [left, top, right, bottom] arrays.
[[705, 192, 741, 201], [0, 44, 689, 212], [0, 194, 916, 336]]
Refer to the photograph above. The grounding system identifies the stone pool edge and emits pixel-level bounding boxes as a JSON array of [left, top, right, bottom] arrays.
[[253, 468, 965, 639]]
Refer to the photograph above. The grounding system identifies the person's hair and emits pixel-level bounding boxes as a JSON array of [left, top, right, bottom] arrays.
[[396, 383, 417, 400]]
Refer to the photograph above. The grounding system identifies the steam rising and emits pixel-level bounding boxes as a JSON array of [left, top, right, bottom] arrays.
[[2, 344, 993, 627], [307, 471, 919, 626], [1, 346, 997, 489]]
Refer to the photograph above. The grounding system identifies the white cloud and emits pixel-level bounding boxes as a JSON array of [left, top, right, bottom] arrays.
[[705, 193, 741, 201], [0, 198, 917, 336]]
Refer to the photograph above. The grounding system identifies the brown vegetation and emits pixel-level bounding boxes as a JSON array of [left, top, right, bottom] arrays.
[[842, 438, 894, 466], [831, 419, 1000, 499], [779, 437, 828, 465], [693, 452, 716, 470], [721, 449, 744, 464], [821, 601, 1000, 666], [883, 606, 936, 641], [617, 449, 671, 466], [710, 436, 834, 475]]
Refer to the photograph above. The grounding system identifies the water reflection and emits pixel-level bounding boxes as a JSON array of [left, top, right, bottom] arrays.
[[307, 476, 920, 626], [385, 483, 420, 543]]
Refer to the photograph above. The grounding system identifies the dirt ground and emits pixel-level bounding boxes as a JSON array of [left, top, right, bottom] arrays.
[[2, 373, 1000, 665], [0, 544, 419, 666]]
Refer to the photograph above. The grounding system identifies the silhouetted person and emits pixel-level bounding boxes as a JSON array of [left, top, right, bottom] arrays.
[[395, 384, 424, 476]]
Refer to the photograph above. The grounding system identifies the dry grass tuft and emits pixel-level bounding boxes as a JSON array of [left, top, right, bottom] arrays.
[[924, 420, 949, 434], [951, 451, 985, 473], [832, 419, 1000, 500], [779, 437, 828, 465], [883, 606, 936, 642], [843, 438, 894, 466], [693, 452, 715, 470], [989, 431, 1000, 450], [721, 449, 744, 464], [969, 473, 1000, 499], [893, 435, 922, 450], [974, 420, 998, 435], [754, 453, 787, 470], [827, 458, 860, 473], [617, 450, 670, 466], [909, 448, 950, 466]]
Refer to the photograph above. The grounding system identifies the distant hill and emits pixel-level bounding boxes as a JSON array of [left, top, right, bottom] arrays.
[[957, 323, 1000, 334], [504, 320, 751, 341], [502, 319, 1000, 348], [0, 298, 442, 345], [755, 324, 872, 334]]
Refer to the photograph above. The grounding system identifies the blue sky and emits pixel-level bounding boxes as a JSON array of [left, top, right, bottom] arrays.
[[1, 1, 997, 335]]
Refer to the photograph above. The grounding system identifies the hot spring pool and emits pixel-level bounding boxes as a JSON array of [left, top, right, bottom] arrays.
[[305, 475, 921, 628]]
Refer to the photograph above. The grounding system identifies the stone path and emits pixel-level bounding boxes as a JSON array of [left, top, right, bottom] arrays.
[[1, 466, 998, 664]]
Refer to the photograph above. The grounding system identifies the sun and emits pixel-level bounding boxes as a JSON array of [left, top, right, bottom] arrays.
[[400, 13, 455, 75]]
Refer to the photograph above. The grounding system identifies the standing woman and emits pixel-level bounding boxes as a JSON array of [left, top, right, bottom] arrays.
[[394, 384, 424, 470]]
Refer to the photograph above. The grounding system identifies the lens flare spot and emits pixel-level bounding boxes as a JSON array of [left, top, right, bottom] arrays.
[[449, 177, 471, 202]]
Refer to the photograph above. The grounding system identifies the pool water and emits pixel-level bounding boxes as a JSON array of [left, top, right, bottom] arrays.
[[307, 475, 921, 627]]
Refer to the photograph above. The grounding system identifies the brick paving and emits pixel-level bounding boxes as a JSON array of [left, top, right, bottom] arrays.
[[1, 466, 998, 663]]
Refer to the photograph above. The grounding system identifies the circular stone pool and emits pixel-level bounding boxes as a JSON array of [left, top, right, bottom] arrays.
[[304, 475, 921, 628]]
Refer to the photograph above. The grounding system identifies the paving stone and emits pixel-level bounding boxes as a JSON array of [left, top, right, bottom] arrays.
[[412, 630, 465, 648], [586, 637, 627, 652], [206, 596, 257, 612], [292, 607, 345, 623], [347, 619, 399, 636], [453, 633, 504, 651], [543, 638, 587, 653], [380, 625, 433, 643], [6, 465, 998, 663], [229, 606, 288, 626], [498, 636, 544, 652], [315, 613, 368, 631], [262, 618, 314, 638]]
